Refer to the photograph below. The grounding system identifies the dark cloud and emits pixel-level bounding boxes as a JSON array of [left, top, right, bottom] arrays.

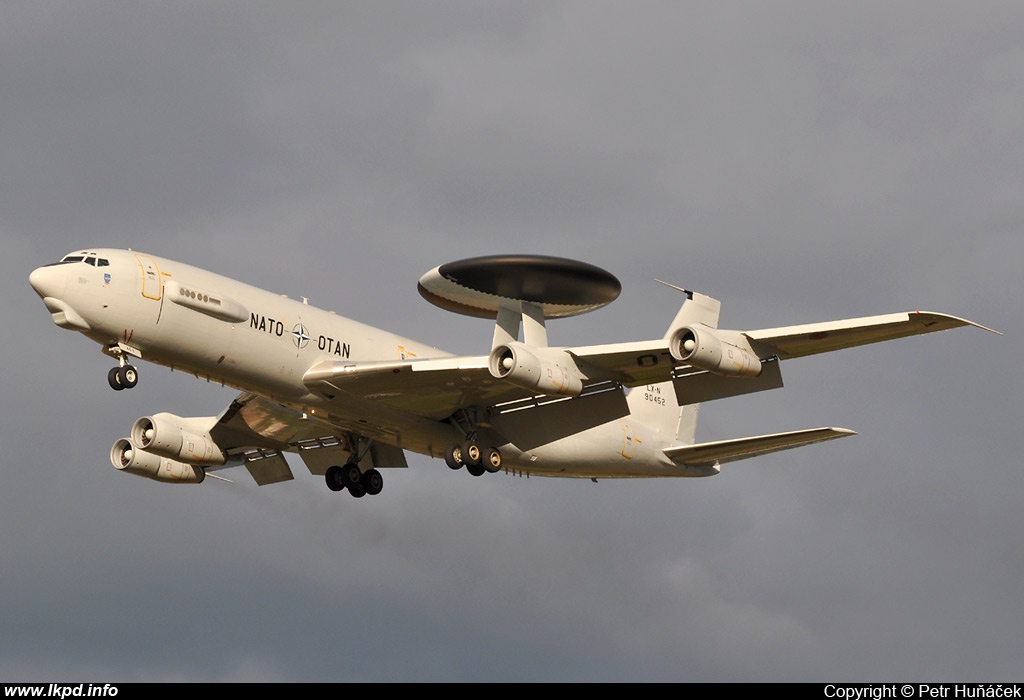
[[4, 1, 1019, 682]]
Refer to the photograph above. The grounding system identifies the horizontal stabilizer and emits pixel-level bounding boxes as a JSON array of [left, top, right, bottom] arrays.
[[664, 427, 856, 467]]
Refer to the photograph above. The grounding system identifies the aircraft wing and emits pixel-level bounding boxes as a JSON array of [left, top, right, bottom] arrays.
[[744, 311, 999, 359], [664, 427, 856, 467], [206, 392, 408, 485], [302, 357, 539, 420], [301, 309, 997, 418], [567, 340, 684, 386], [210, 392, 337, 451], [543, 311, 997, 387], [302, 337, 711, 418]]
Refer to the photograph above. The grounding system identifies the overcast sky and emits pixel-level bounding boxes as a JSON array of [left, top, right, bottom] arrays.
[[3, 1, 1020, 682]]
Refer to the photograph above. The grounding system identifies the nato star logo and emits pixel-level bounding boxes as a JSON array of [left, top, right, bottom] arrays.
[[292, 323, 310, 349]]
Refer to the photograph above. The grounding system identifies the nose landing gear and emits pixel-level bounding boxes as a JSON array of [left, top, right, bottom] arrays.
[[104, 342, 142, 391], [107, 364, 139, 391]]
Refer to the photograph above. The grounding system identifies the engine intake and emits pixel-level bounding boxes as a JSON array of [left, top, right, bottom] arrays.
[[131, 413, 226, 466], [669, 326, 762, 377], [110, 438, 205, 484], [488, 342, 584, 397]]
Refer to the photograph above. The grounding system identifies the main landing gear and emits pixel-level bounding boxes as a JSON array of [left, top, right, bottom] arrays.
[[445, 441, 502, 477], [325, 461, 384, 498], [324, 437, 385, 498]]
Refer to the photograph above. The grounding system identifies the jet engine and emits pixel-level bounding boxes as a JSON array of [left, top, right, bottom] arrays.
[[110, 438, 205, 484], [669, 326, 763, 377], [488, 342, 584, 397], [130, 413, 227, 466]]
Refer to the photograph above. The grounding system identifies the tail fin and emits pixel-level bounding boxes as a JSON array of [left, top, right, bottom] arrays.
[[624, 287, 724, 445], [626, 381, 699, 444]]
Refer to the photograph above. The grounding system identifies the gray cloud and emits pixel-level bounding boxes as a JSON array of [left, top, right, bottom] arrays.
[[3, 1, 1019, 682]]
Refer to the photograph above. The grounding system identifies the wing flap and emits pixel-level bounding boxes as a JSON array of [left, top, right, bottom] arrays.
[[211, 393, 337, 450], [489, 383, 629, 451], [672, 358, 784, 405], [243, 449, 294, 486], [665, 427, 856, 466]]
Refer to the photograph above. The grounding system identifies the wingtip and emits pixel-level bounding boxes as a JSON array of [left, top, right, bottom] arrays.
[[956, 316, 1002, 336], [913, 311, 1002, 336], [830, 427, 858, 437]]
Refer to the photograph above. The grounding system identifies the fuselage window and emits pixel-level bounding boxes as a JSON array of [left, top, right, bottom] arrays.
[[97, 258, 110, 267]]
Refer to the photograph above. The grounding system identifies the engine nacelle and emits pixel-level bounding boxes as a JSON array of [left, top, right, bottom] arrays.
[[669, 326, 763, 377], [131, 413, 226, 466], [110, 438, 205, 484], [488, 342, 584, 397]]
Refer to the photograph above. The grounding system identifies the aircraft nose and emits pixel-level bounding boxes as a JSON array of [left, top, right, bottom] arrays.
[[29, 265, 67, 300]]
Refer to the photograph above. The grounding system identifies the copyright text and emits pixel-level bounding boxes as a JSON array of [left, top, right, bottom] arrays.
[[825, 686, 1022, 699]]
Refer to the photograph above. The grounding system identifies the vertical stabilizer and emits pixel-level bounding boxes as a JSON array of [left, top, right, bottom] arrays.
[[625, 286, 722, 447], [675, 403, 699, 444], [626, 382, 699, 445]]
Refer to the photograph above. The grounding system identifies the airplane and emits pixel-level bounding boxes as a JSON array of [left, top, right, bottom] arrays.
[[28, 249, 998, 498]]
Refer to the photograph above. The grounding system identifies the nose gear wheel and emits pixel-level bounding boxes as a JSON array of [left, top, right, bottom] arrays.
[[107, 364, 139, 390]]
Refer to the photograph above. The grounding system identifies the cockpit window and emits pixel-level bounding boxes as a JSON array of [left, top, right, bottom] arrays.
[[54, 253, 108, 266]]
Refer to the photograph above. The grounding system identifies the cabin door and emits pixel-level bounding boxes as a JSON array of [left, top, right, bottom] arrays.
[[135, 254, 162, 301]]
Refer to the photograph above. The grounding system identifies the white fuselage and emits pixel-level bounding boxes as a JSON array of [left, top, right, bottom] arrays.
[[30, 249, 691, 479]]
